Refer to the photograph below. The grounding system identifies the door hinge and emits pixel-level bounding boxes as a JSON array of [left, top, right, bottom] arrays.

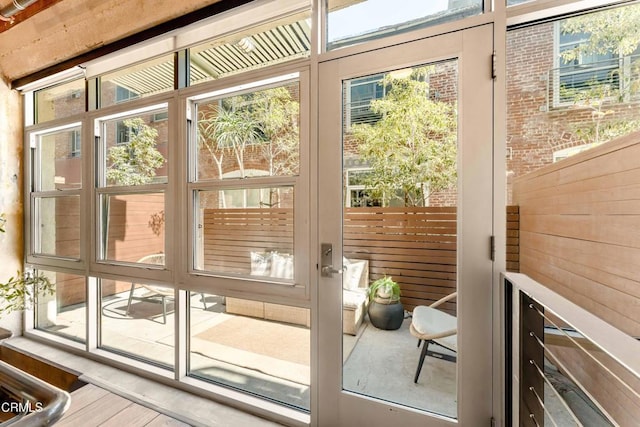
[[490, 235, 496, 261], [492, 51, 497, 80]]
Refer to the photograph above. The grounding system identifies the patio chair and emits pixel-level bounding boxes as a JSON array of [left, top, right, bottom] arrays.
[[409, 291, 457, 383], [125, 253, 207, 324]]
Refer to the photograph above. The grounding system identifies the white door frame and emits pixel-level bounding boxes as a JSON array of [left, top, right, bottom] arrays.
[[316, 24, 495, 426]]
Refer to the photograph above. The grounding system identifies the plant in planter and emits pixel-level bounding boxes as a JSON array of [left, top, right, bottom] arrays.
[[0, 214, 55, 319], [367, 276, 404, 330]]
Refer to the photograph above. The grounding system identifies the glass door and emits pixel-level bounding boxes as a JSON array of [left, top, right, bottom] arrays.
[[317, 25, 495, 425]]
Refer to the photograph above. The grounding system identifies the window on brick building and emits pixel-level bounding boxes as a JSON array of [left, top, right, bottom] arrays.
[[345, 169, 380, 207], [557, 26, 620, 103], [346, 74, 385, 127], [554, 12, 640, 106], [70, 129, 81, 158]]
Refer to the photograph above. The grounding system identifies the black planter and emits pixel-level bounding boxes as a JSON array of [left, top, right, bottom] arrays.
[[368, 299, 404, 330]]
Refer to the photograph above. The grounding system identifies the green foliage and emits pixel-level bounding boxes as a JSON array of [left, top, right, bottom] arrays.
[[0, 270, 55, 318], [197, 86, 300, 179], [0, 215, 55, 318], [351, 67, 457, 207], [211, 107, 263, 178], [368, 276, 401, 303], [560, 5, 640, 61], [251, 87, 300, 176], [106, 118, 165, 186]]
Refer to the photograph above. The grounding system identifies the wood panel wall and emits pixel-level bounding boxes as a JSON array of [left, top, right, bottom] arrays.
[[512, 131, 640, 337], [512, 131, 640, 424]]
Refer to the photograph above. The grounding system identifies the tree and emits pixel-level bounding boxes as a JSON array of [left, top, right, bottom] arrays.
[[106, 118, 165, 186], [559, 6, 640, 146], [197, 86, 300, 208], [251, 87, 300, 177], [350, 67, 457, 207], [209, 107, 263, 179], [560, 6, 640, 61]]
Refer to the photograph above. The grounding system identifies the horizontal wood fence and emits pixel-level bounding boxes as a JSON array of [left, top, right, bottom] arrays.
[[343, 207, 457, 314], [203, 206, 521, 315], [513, 130, 640, 423], [54, 200, 519, 314], [202, 208, 294, 275], [513, 131, 640, 337]]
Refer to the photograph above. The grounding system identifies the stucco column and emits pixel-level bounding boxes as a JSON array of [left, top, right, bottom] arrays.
[[0, 79, 24, 336]]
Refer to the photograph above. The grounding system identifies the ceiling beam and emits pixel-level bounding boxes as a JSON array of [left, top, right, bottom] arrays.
[[0, 0, 64, 33]]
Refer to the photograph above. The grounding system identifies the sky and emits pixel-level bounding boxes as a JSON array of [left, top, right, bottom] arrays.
[[327, 0, 454, 42]]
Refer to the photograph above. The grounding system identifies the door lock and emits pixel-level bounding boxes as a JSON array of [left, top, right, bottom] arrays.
[[321, 243, 344, 277]]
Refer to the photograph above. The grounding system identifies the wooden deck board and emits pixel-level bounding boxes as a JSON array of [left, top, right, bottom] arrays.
[[56, 383, 188, 427]]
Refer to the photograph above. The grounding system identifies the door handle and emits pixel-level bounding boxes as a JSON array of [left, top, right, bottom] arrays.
[[321, 265, 343, 276], [321, 243, 344, 277]]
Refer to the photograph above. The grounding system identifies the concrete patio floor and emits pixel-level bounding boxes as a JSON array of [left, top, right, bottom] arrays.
[[39, 289, 458, 418]]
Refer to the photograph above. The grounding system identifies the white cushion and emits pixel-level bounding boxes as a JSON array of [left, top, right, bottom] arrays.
[[270, 252, 294, 279], [412, 305, 457, 352], [343, 289, 367, 309], [250, 251, 272, 276], [343, 260, 366, 290]]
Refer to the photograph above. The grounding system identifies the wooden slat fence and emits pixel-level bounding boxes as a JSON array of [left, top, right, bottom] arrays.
[[344, 207, 457, 314], [202, 208, 293, 275], [203, 206, 521, 315]]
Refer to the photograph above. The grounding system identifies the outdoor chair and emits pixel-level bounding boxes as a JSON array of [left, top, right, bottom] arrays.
[[125, 253, 207, 323], [409, 291, 457, 383]]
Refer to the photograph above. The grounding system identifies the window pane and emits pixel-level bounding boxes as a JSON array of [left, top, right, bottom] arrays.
[[36, 271, 86, 343], [100, 111, 168, 187], [506, 3, 640, 203], [195, 81, 300, 181], [99, 193, 165, 263], [36, 126, 82, 191], [189, 292, 310, 410], [34, 196, 80, 259], [35, 78, 85, 123], [100, 278, 174, 368], [100, 54, 174, 107], [326, 0, 482, 50], [189, 15, 310, 86], [348, 74, 384, 126], [194, 187, 294, 278]]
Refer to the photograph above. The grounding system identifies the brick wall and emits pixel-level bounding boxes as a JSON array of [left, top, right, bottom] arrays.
[[506, 23, 640, 203]]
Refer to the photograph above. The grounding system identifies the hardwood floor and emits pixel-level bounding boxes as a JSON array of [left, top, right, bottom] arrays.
[[57, 384, 189, 427]]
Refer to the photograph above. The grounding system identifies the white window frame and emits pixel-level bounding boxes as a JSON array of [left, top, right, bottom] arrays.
[[183, 68, 310, 302], [25, 121, 86, 270], [90, 100, 173, 284]]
